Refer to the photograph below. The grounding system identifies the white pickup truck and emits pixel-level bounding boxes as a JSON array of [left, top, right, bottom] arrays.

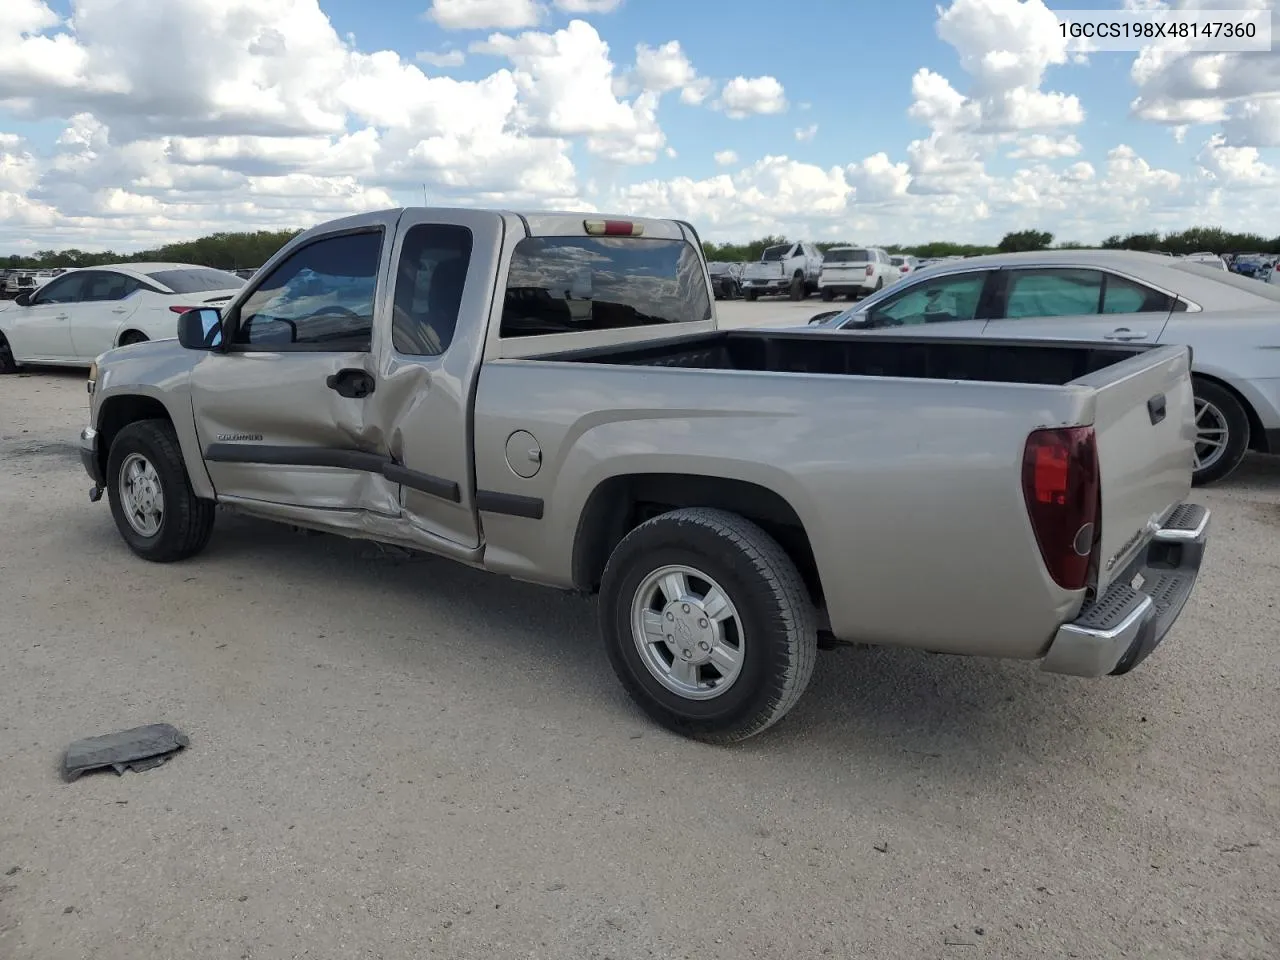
[[80, 207, 1210, 742], [740, 241, 823, 301]]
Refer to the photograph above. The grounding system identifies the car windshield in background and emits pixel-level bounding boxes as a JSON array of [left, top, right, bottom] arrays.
[[707, 262, 732, 276], [824, 249, 870, 263], [145, 267, 245, 293], [760, 245, 790, 261], [890, 257, 905, 266], [500, 237, 712, 338], [1172, 260, 1280, 303]]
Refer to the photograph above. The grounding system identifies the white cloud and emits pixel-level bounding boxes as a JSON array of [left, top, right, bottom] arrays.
[[416, 49, 466, 68], [1007, 134, 1083, 159], [713, 149, 738, 166], [552, 0, 623, 11], [631, 40, 712, 105], [428, 0, 543, 30], [473, 19, 667, 162], [794, 124, 818, 142], [715, 76, 788, 118]]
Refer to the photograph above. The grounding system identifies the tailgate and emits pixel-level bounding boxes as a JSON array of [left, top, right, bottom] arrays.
[[744, 263, 783, 281], [1076, 344, 1195, 594]]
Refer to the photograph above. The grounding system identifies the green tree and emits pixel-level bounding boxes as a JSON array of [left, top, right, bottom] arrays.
[[997, 230, 1054, 253]]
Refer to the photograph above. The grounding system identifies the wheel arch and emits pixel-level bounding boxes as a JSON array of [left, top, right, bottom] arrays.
[[96, 395, 173, 479], [570, 472, 823, 606], [1192, 371, 1266, 453]]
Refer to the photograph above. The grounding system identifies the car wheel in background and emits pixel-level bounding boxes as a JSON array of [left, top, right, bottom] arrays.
[[743, 289, 757, 302], [599, 507, 818, 743], [789, 274, 806, 301], [118, 331, 149, 347], [0, 333, 17, 374], [106, 419, 216, 562], [820, 288, 834, 302], [1191, 378, 1250, 486]]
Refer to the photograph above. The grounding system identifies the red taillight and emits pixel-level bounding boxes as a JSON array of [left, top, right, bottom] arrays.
[[584, 219, 644, 237], [169, 305, 197, 314], [900, 265, 910, 272], [865, 264, 874, 277], [1021, 426, 1099, 591]]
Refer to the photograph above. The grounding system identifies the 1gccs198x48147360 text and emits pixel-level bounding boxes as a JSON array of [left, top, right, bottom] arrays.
[[1053, 9, 1271, 52]]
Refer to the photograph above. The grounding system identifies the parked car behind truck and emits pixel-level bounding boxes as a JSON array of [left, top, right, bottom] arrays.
[[741, 241, 822, 300], [80, 208, 1209, 742], [804, 249, 1280, 486]]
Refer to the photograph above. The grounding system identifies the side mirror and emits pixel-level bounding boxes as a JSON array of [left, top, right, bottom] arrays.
[[14, 292, 31, 306], [177, 308, 224, 350]]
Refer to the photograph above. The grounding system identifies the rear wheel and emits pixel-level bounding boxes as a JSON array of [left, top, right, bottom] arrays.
[[1191, 379, 1250, 486], [874, 278, 884, 292], [820, 288, 834, 302], [789, 273, 805, 301], [599, 507, 818, 743], [118, 331, 148, 346], [743, 289, 758, 302], [106, 419, 216, 562], [0, 332, 17, 374]]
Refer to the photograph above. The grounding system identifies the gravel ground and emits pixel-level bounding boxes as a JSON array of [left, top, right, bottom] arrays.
[[1, 330, 1277, 959]]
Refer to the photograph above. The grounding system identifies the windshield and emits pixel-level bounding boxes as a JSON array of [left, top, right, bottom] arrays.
[[500, 236, 712, 338], [146, 267, 245, 293], [761, 244, 791, 261], [707, 262, 731, 276], [823, 249, 870, 263]]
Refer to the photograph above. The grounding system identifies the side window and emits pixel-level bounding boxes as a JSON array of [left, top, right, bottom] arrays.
[[81, 272, 141, 302], [1102, 274, 1174, 314], [32, 273, 88, 305], [869, 271, 988, 326], [391, 223, 474, 357], [1003, 269, 1103, 319], [233, 231, 381, 350]]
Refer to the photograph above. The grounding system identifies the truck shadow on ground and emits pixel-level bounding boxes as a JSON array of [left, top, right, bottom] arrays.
[[167, 508, 1158, 786]]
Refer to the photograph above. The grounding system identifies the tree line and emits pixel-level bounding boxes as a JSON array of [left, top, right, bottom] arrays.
[[3, 225, 1278, 271]]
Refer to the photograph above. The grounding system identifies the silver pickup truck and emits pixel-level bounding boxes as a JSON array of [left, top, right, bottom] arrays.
[[79, 207, 1210, 742]]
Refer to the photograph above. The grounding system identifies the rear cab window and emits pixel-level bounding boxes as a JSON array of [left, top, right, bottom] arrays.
[[760, 245, 792, 262], [499, 236, 712, 339]]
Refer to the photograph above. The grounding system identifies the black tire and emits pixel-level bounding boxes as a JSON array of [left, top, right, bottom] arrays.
[[1191, 378, 1250, 486], [118, 331, 149, 346], [789, 273, 806, 301], [599, 507, 818, 743], [874, 278, 883, 291], [820, 288, 834, 302], [106, 419, 216, 562], [743, 289, 758, 302], [0, 332, 17, 374]]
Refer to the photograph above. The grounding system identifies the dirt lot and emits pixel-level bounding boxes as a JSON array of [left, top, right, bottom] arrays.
[[1, 326, 1278, 959]]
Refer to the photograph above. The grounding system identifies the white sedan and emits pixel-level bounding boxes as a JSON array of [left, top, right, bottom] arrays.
[[0, 262, 243, 372]]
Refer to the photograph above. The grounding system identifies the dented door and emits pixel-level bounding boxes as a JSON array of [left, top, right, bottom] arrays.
[[189, 221, 401, 515], [370, 208, 510, 550]]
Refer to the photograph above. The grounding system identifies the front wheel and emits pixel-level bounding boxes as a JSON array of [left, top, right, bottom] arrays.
[[1191, 379, 1250, 486], [599, 507, 818, 743], [789, 274, 806, 301], [106, 419, 216, 562], [820, 288, 834, 302], [743, 289, 758, 302]]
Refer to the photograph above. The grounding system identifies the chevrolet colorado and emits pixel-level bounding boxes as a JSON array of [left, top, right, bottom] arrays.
[[80, 207, 1210, 741]]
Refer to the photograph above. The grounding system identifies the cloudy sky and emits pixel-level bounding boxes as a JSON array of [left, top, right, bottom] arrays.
[[0, 0, 1277, 253]]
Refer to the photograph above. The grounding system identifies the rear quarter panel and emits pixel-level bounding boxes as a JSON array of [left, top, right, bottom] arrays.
[[472, 361, 1092, 658]]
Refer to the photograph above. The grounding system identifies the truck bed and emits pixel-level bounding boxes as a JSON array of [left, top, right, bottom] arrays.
[[535, 329, 1149, 386]]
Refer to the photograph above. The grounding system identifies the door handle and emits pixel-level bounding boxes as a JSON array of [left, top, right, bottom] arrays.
[[1103, 328, 1148, 341], [55, 313, 69, 321], [325, 368, 375, 399], [111, 308, 128, 314]]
